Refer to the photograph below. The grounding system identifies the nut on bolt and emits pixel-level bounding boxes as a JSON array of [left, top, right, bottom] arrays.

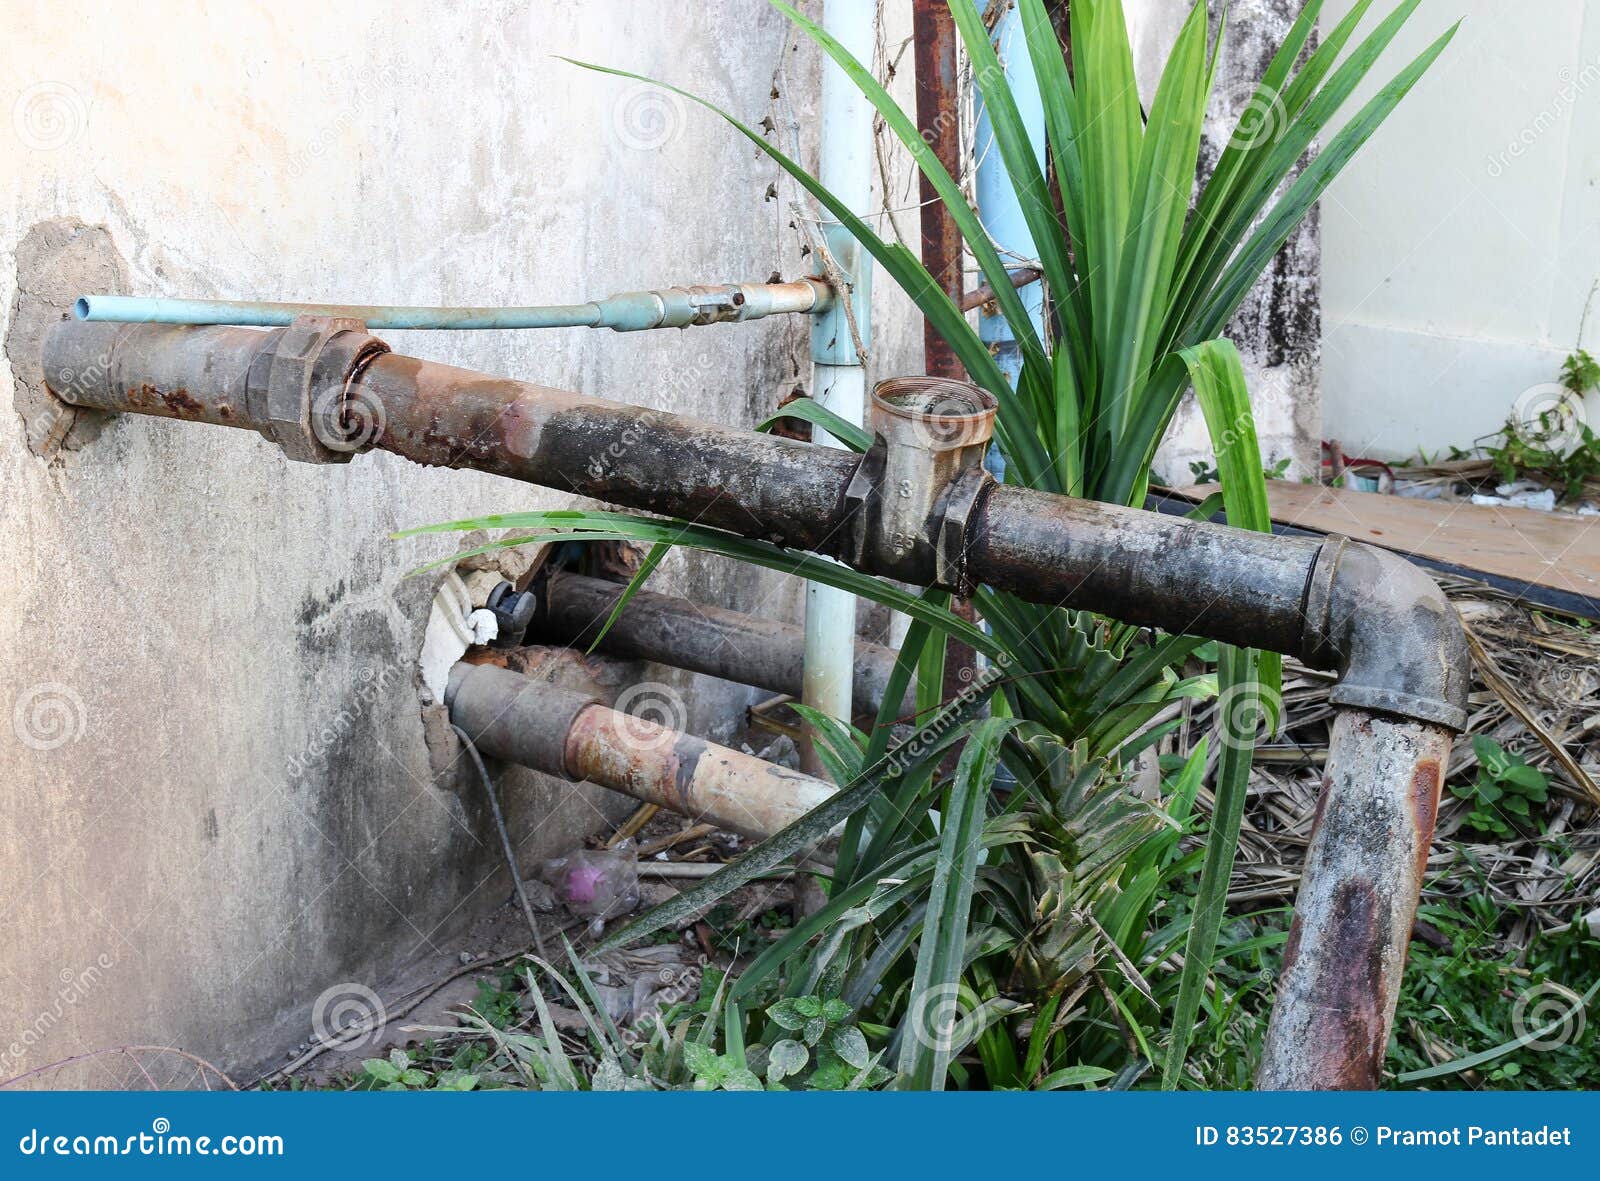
[[246, 315, 389, 464]]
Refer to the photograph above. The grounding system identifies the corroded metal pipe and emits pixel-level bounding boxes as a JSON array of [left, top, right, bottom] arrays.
[[1257, 711, 1454, 1090], [912, 0, 965, 379], [446, 662, 833, 840], [537, 571, 916, 720], [43, 320, 1470, 1085]]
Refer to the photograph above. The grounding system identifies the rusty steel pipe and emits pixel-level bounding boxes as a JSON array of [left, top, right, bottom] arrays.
[[446, 662, 833, 840], [537, 571, 916, 720], [44, 319, 1471, 1085], [912, 0, 965, 379], [1257, 712, 1455, 1089], [43, 319, 1467, 726]]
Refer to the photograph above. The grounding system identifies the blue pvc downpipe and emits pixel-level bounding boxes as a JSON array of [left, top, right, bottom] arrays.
[[972, 0, 1047, 481], [74, 295, 606, 331], [972, 0, 1047, 387]]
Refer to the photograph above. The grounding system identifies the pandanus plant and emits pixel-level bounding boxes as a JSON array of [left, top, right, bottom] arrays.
[[410, 0, 1455, 1087]]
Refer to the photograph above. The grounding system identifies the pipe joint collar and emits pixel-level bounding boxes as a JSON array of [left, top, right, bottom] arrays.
[[1303, 536, 1470, 731], [841, 377, 997, 590], [246, 315, 389, 463]]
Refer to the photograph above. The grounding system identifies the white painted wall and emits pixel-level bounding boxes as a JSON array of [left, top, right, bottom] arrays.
[[1321, 0, 1600, 459]]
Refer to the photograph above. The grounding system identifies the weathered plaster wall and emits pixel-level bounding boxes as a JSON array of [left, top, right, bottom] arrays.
[[1128, 0, 1323, 483], [0, 0, 918, 1086], [1320, 0, 1600, 458]]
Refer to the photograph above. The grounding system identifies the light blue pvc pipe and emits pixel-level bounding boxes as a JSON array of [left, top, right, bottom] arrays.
[[74, 281, 829, 333], [972, 0, 1047, 390], [75, 295, 606, 331]]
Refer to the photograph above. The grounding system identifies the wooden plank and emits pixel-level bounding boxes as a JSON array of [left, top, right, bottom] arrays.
[[1166, 482, 1600, 602]]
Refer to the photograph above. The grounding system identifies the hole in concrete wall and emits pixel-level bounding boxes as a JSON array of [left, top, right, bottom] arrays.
[[6, 218, 129, 460], [413, 537, 645, 783]]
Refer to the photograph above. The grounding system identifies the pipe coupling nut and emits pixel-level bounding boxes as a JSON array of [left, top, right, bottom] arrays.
[[246, 315, 389, 464], [842, 377, 997, 591]]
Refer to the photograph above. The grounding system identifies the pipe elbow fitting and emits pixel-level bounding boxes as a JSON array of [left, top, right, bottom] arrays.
[[1303, 537, 1470, 732]]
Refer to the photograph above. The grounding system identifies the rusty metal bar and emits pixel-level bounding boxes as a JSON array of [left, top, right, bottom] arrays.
[[912, 0, 965, 379], [960, 267, 1042, 312], [446, 662, 833, 840], [42, 320, 1467, 727], [537, 571, 915, 720]]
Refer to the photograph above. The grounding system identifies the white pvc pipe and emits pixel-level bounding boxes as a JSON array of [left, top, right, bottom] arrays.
[[803, 0, 875, 760]]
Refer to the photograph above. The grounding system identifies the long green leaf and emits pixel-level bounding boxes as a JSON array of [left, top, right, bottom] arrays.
[[756, 397, 872, 453], [1180, 339, 1282, 715], [898, 716, 1013, 1089], [1161, 644, 1257, 1088]]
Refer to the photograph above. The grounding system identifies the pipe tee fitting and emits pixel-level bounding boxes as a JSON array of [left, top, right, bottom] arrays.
[[842, 377, 996, 591]]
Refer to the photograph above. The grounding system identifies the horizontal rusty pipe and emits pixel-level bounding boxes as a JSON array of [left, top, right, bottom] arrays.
[[42, 321, 1467, 724], [37, 321, 1465, 723], [446, 662, 833, 840], [537, 571, 916, 720], [44, 321, 1470, 1084]]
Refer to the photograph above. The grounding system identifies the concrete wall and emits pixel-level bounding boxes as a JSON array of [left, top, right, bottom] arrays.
[[0, 0, 924, 1086], [1321, 0, 1600, 458]]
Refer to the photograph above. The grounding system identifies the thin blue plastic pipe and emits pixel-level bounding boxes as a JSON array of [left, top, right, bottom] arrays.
[[74, 280, 828, 333], [75, 295, 605, 330]]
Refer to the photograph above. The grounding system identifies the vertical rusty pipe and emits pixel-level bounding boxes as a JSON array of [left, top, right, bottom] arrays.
[[913, 0, 965, 379], [1257, 712, 1454, 1090]]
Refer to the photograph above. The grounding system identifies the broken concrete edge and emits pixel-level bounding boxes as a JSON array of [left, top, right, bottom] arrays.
[[417, 537, 564, 782], [6, 218, 127, 460]]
